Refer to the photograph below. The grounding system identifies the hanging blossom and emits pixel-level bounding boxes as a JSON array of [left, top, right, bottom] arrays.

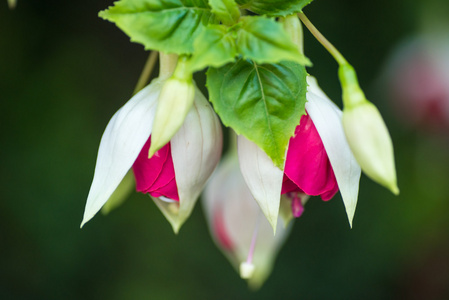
[[81, 63, 223, 233], [203, 154, 291, 290], [238, 76, 362, 230], [383, 34, 449, 132]]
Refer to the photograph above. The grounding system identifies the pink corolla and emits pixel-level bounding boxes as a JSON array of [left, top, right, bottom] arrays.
[[81, 76, 223, 233], [238, 76, 361, 230], [281, 113, 339, 218], [132, 139, 179, 201]]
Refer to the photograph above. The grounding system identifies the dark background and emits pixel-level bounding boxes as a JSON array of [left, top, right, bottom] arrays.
[[1, 0, 449, 299]]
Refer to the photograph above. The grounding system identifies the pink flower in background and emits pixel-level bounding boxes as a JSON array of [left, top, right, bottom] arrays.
[[385, 36, 449, 132]]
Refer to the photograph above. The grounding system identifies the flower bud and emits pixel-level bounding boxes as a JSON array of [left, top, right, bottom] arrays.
[[149, 56, 195, 157], [339, 64, 399, 195], [148, 77, 195, 158], [343, 101, 399, 195]]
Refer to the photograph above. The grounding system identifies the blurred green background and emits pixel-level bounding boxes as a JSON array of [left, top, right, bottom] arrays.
[[1, 0, 449, 299]]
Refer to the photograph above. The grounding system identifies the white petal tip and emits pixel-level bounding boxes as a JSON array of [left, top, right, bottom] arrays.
[[171, 223, 181, 235], [266, 215, 278, 235], [165, 214, 183, 235], [80, 212, 95, 228], [80, 220, 87, 229], [345, 209, 355, 229]]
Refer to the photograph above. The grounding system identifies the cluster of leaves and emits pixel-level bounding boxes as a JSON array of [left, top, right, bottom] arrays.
[[100, 0, 314, 168]]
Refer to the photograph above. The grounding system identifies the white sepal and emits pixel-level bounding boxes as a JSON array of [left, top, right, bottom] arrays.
[[237, 136, 284, 232], [81, 79, 164, 227], [305, 76, 362, 227], [154, 86, 223, 233]]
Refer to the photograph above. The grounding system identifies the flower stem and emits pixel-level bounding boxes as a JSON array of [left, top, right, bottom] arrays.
[[298, 12, 348, 66], [159, 53, 179, 80], [133, 51, 158, 95]]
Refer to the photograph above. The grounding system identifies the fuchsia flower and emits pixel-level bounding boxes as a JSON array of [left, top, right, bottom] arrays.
[[203, 154, 291, 289], [202, 76, 361, 288], [238, 76, 362, 229], [81, 77, 223, 232], [384, 35, 449, 132]]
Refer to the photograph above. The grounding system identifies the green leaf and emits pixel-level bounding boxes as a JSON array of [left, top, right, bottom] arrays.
[[187, 25, 238, 72], [209, 0, 240, 25], [236, 16, 311, 66], [236, 0, 313, 17], [207, 58, 307, 168], [99, 0, 214, 54]]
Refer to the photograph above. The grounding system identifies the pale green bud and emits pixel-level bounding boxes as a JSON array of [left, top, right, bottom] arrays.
[[339, 63, 399, 194], [149, 57, 195, 158], [342, 101, 399, 195]]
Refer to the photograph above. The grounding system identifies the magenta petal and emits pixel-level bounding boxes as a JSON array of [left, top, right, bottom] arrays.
[[132, 136, 179, 201], [281, 174, 304, 195], [283, 114, 338, 201]]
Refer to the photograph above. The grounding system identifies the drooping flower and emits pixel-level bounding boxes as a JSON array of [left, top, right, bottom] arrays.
[[238, 76, 361, 229], [81, 74, 223, 233], [203, 153, 291, 290]]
